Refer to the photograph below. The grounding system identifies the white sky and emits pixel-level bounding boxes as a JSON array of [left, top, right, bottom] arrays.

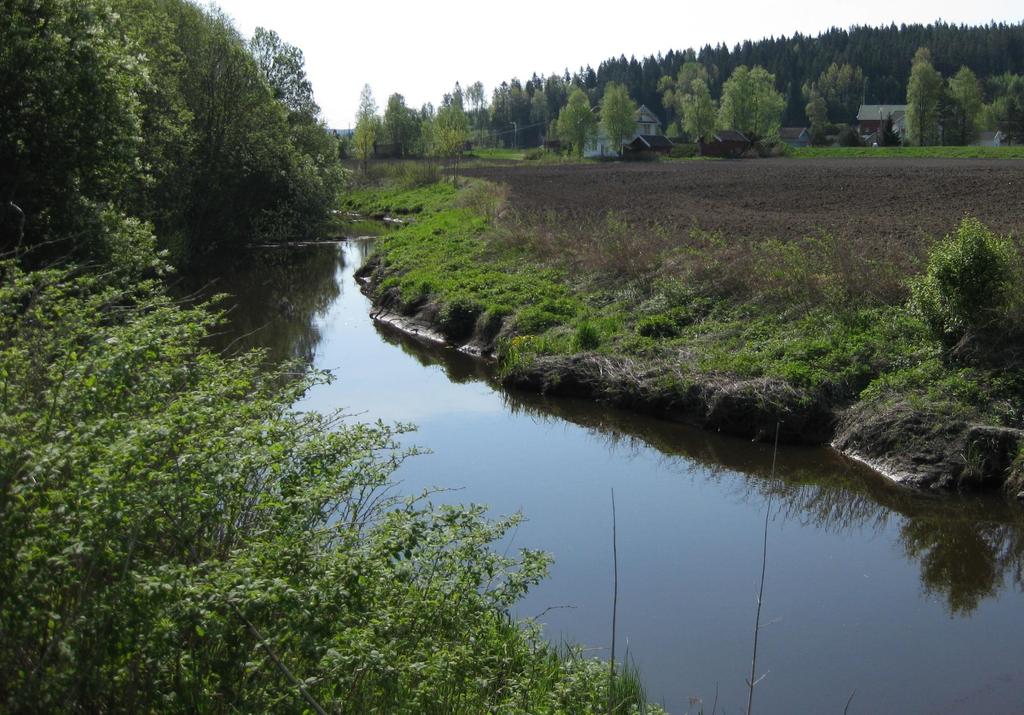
[[211, 0, 1023, 128]]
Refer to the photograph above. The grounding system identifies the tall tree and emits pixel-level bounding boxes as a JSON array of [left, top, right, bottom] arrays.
[[717, 65, 785, 140], [434, 93, 469, 180], [1, 0, 141, 255], [945, 66, 984, 145], [805, 93, 829, 145], [804, 63, 864, 124], [682, 78, 718, 142], [353, 84, 379, 173], [383, 93, 418, 156], [556, 88, 597, 157], [600, 82, 637, 156], [907, 47, 943, 146], [249, 27, 318, 117]]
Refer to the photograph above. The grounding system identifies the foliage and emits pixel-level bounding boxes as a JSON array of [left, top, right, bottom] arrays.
[[668, 143, 700, 158], [805, 95, 829, 145], [383, 93, 421, 157], [0, 253, 667, 713], [803, 63, 865, 124], [944, 66, 984, 145], [0, 0, 345, 264], [0, 0, 142, 257], [717, 65, 785, 141], [682, 78, 718, 143], [907, 47, 944, 146], [836, 125, 865, 147], [557, 89, 598, 158], [434, 93, 471, 180], [249, 27, 318, 116], [909, 217, 1021, 350], [601, 82, 638, 156], [354, 84, 380, 173]]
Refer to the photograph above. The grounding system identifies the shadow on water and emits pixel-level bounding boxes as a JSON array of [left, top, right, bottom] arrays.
[[372, 318, 1024, 618], [173, 243, 345, 365]]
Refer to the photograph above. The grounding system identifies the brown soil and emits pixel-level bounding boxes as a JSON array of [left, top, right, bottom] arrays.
[[463, 158, 1024, 243]]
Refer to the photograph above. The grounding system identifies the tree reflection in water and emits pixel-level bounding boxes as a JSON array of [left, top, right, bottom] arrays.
[[176, 243, 343, 365], [369, 324, 1024, 617], [192, 241, 1024, 618]]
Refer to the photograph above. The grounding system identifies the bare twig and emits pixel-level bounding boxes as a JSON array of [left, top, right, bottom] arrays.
[[746, 422, 779, 715], [843, 688, 857, 714], [608, 487, 618, 715], [231, 604, 329, 715]]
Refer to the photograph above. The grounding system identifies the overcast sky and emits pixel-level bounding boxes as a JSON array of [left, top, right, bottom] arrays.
[[211, 0, 1023, 128]]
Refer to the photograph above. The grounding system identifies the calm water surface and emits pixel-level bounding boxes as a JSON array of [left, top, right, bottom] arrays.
[[194, 240, 1024, 715]]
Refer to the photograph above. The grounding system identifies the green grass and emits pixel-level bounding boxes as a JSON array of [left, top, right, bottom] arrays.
[[359, 179, 1024, 454], [339, 181, 457, 216], [792, 145, 1024, 159], [467, 147, 527, 161]]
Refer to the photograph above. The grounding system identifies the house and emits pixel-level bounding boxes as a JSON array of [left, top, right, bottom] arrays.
[[856, 105, 907, 137], [779, 127, 811, 148], [972, 130, 1006, 147], [699, 130, 750, 158], [625, 135, 675, 155], [585, 104, 664, 157]]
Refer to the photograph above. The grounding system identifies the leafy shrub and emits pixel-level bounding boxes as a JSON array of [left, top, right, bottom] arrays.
[[523, 148, 546, 160], [837, 125, 864, 147], [0, 259, 662, 713], [636, 314, 679, 338], [910, 217, 1020, 349], [669, 143, 699, 158]]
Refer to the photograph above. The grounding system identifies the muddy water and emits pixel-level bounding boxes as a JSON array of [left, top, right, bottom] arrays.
[[198, 239, 1024, 715]]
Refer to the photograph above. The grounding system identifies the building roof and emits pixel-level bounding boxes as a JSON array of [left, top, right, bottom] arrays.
[[856, 104, 907, 121], [629, 134, 675, 149], [635, 104, 661, 124], [713, 130, 749, 143], [779, 127, 809, 139]]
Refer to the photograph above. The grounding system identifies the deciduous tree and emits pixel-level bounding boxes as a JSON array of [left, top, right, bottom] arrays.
[[907, 47, 943, 146], [945, 66, 983, 145], [682, 79, 718, 143], [353, 84, 379, 173], [600, 82, 637, 156], [717, 65, 785, 141], [557, 88, 597, 157]]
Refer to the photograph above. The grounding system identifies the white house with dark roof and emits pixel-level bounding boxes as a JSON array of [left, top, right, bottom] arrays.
[[585, 104, 664, 157]]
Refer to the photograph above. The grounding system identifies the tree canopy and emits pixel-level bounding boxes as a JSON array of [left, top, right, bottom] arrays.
[[717, 65, 785, 140]]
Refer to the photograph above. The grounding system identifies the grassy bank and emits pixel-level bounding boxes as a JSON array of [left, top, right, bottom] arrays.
[[352, 178, 1024, 495], [792, 145, 1024, 159]]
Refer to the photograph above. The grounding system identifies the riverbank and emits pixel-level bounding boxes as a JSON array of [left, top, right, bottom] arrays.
[[346, 171, 1024, 498]]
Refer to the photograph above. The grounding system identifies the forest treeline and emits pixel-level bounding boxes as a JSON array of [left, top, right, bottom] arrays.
[[424, 22, 1024, 147], [1, 0, 344, 267]]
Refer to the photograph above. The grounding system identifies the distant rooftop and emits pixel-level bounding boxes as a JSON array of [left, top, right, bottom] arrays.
[[856, 105, 907, 121]]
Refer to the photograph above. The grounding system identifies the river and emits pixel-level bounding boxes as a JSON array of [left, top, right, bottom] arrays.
[[189, 238, 1024, 715]]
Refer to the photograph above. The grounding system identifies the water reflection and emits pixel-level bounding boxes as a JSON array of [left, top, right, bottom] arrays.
[[176, 243, 344, 364], [370, 304, 1024, 618], [186, 240, 1024, 621]]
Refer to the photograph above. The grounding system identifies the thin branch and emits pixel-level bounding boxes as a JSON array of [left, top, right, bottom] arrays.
[[608, 487, 618, 715], [746, 422, 779, 715], [231, 604, 329, 715]]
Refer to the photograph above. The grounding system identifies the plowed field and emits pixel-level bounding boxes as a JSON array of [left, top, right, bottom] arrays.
[[463, 158, 1024, 242]]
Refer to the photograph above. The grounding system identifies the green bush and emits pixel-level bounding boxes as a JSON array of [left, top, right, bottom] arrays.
[[573, 321, 601, 350], [636, 314, 679, 338], [669, 143, 699, 158], [910, 217, 1019, 348]]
